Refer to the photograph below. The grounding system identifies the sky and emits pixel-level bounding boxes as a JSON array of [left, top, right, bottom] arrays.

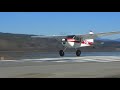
[[0, 12, 120, 39]]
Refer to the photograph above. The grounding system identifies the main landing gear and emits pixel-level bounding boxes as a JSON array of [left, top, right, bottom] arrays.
[[59, 48, 81, 57], [59, 50, 64, 56], [76, 50, 81, 56]]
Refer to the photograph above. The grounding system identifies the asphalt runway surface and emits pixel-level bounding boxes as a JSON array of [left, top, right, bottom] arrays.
[[0, 54, 120, 78]]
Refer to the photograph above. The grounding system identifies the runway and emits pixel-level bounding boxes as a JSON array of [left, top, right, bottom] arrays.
[[1, 56, 120, 63], [0, 55, 120, 78]]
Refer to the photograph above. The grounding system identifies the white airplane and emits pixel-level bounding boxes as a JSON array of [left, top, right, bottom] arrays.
[[31, 31, 120, 56]]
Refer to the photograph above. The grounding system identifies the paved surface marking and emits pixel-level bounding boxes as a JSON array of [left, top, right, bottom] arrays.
[[0, 56, 120, 63]]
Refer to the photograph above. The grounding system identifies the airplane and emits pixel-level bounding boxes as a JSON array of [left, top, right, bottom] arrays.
[[31, 31, 120, 56]]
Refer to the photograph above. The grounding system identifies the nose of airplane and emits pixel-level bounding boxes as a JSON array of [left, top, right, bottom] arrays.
[[62, 38, 67, 42], [62, 38, 67, 45]]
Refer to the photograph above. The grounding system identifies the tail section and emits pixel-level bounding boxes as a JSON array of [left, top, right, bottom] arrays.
[[88, 30, 94, 45], [89, 30, 94, 34], [80, 31, 94, 47]]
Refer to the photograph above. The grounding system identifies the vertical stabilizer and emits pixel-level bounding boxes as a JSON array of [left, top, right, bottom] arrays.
[[89, 30, 94, 34]]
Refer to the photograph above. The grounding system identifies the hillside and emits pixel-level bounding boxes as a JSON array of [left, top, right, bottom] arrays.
[[0, 32, 119, 52], [0, 32, 62, 52]]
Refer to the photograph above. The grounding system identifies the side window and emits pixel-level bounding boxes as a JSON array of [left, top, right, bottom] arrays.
[[76, 37, 79, 40], [80, 37, 82, 42], [74, 36, 80, 40]]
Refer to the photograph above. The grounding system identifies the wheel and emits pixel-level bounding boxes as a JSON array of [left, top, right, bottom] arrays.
[[59, 50, 64, 56], [76, 50, 81, 56]]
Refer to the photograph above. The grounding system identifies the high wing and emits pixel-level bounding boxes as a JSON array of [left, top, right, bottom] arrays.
[[31, 31, 120, 41], [31, 35, 67, 41], [76, 31, 120, 40]]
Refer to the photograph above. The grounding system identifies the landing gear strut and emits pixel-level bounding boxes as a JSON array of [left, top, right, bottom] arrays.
[[59, 47, 67, 56], [59, 48, 81, 57], [76, 50, 81, 56]]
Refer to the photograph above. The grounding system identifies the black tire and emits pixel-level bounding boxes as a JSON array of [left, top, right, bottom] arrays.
[[76, 50, 81, 56], [59, 50, 64, 56]]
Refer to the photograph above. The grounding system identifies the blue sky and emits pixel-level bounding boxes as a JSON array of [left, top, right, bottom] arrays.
[[0, 12, 120, 39]]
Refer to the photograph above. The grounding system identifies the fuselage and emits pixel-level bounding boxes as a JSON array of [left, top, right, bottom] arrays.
[[61, 35, 94, 48]]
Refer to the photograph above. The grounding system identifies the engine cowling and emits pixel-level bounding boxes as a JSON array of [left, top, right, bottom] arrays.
[[61, 38, 67, 44]]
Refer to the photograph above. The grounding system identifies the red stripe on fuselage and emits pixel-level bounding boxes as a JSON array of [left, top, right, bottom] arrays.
[[67, 38, 93, 45], [88, 42, 93, 45], [81, 40, 93, 45], [67, 38, 80, 43]]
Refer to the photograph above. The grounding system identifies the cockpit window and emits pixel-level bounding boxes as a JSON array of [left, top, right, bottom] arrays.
[[73, 36, 80, 40], [74, 36, 79, 40]]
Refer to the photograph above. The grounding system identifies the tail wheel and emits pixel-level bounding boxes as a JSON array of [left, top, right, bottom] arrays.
[[59, 50, 64, 56], [76, 50, 81, 56]]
